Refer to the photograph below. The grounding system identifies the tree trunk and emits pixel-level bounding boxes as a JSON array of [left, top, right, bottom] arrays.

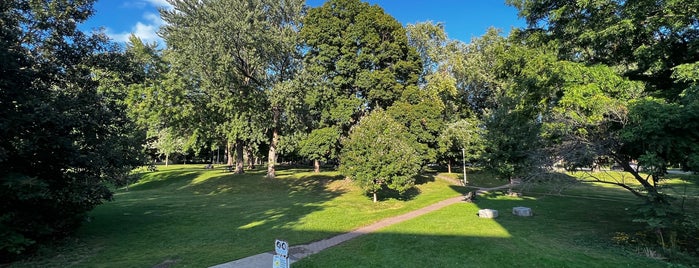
[[373, 192, 377, 203], [447, 159, 452, 173], [165, 154, 169, 167], [314, 159, 320, 173], [235, 139, 244, 174], [267, 121, 279, 179], [226, 142, 233, 166], [246, 146, 254, 170]]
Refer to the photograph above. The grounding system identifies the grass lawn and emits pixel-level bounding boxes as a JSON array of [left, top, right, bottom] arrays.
[[294, 194, 664, 267], [11, 165, 462, 267], [11, 166, 698, 267], [294, 170, 699, 267]]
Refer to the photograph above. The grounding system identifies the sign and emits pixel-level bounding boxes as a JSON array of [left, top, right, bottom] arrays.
[[274, 239, 289, 256], [273, 239, 289, 268], [273, 254, 288, 268]]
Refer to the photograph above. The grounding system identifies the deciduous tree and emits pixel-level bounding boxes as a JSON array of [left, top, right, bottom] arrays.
[[340, 109, 421, 202], [300, 0, 421, 168], [0, 0, 142, 260]]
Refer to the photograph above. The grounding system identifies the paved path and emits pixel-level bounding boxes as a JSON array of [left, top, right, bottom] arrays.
[[210, 195, 465, 268], [210, 181, 513, 268]]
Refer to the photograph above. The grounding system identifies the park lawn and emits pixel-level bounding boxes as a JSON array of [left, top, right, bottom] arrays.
[[293, 193, 665, 267], [12, 165, 463, 267]]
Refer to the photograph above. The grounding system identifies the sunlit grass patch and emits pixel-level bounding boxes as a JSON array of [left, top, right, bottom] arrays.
[[14, 165, 463, 267], [294, 193, 669, 268]]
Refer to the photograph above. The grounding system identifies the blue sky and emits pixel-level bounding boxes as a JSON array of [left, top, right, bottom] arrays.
[[80, 0, 525, 46]]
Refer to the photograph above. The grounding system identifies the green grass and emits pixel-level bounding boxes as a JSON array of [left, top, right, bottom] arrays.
[[12, 167, 698, 267], [294, 194, 667, 267], [294, 170, 699, 267], [12, 165, 462, 267]]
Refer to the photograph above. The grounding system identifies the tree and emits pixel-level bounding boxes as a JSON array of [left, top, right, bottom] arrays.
[[153, 127, 185, 166], [509, 0, 699, 203], [340, 109, 421, 202], [437, 118, 485, 174], [507, 0, 699, 99], [161, 0, 303, 174], [264, 0, 305, 178], [455, 28, 509, 117], [0, 0, 142, 260], [299, 127, 341, 173], [466, 38, 560, 182], [406, 21, 448, 82], [299, 0, 421, 168]]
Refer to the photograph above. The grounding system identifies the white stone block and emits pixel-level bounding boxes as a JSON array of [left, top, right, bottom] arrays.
[[512, 206, 532, 216], [478, 209, 498, 218]]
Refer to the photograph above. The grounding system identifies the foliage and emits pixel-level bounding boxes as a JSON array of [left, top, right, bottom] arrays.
[[437, 117, 485, 168], [299, 127, 341, 167], [340, 109, 422, 202], [387, 86, 446, 165], [507, 0, 699, 98], [161, 0, 304, 174], [152, 127, 185, 165], [0, 0, 142, 260], [505, 0, 699, 254], [299, 0, 422, 167]]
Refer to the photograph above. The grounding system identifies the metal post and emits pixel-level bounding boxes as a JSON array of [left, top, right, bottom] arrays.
[[462, 147, 468, 185]]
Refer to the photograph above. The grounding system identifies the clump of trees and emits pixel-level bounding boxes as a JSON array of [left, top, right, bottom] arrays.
[[0, 0, 144, 260]]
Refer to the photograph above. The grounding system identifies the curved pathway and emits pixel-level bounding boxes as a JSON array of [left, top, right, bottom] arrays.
[[210, 181, 511, 268]]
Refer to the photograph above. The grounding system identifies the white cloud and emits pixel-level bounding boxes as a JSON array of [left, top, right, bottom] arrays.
[[144, 0, 173, 10], [106, 12, 166, 46]]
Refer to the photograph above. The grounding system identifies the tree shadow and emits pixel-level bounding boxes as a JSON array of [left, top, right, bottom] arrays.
[[62, 166, 352, 266], [126, 170, 203, 191], [22, 167, 685, 267], [373, 187, 422, 202], [291, 192, 670, 268]]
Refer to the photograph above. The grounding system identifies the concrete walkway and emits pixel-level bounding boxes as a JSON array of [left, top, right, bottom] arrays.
[[210, 181, 515, 268], [210, 195, 465, 268]]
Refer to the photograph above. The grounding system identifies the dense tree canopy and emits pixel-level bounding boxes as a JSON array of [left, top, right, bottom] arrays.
[[300, 0, 421, 135], [0, 0, 143, 260], [508, 0, 699, 98], [161, 0, 304, 174]]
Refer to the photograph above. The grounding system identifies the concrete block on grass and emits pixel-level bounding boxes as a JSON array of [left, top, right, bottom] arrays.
[[478, 209, 498, 218], [512, 206, 533, 216]]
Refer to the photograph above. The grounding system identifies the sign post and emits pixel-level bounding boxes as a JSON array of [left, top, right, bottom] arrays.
[[273, 239, 289, 268]]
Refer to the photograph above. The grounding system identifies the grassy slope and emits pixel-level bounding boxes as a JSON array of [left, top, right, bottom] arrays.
[[13, 165, 462, 267], [13, 166, 698, 267]]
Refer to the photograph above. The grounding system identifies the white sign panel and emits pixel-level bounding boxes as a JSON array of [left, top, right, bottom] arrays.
[[274, 239, 289, 257], [273, 254, 289, 268]]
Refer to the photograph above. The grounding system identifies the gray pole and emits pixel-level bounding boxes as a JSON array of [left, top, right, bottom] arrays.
[[462, 147, 468, 185]]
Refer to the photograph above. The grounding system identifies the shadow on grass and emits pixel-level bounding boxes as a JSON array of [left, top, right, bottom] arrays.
[[20, 167, 691, 267], [61, 166, 353, 267], [371, 173, 438, 202], [127, 170, 203, 191], [292, 192, 673, 268]]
